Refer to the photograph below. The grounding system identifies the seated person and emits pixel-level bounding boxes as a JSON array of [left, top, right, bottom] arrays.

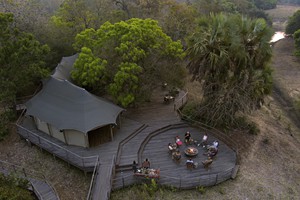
[[206, 140, 219, 151], [213, 140, 219, 148], [184, 131, 192, 144], [168, 143, 177, 152], [186, 158, 194, 168], [204, 146, 218, 158], [172, 150, 181, 160], [202, 157, 213, 168], [142, 158, 150, 169], [175, 136, 183, 146]]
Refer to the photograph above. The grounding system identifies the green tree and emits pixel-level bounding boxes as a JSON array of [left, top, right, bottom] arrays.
[[0, 13, 50, 137], [186, 13, 273, 128], [294, 29, 300, 56], [286, 10, 300, 34], [109, 62, 142, 107], [253, 0, 277, 10], [72, 18, 185, 107], [71, 47, 107, 93], [161, 1, 198, 41]]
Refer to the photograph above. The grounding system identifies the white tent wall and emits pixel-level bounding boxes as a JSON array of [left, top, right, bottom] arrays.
[[34, 117, 51, 135], [49, 125, 66, 143], [65, 129, 87, 148]]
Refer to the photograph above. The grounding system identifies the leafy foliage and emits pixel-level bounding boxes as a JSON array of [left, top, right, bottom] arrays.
[[0, 12, 49, 139], [286, 10, 300, 34], [0, 13, 50, 103], [0, 173, 32, 200], [72, 18, 185, 107], [293, 28, 300, 57], [186, 13, 273, 128], [71, 47, 107, 92], [253, 0, 277, 10]]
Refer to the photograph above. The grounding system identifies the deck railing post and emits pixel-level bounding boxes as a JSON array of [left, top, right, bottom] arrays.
[[121, 171, 124, 188], [179, 176, 181, 189]]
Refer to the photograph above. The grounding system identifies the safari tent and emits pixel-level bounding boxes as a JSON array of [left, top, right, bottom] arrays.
[[25, 55, 124, 148]]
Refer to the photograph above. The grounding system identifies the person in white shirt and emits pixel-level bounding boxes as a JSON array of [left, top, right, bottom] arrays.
[[200, 133, 208, 147]]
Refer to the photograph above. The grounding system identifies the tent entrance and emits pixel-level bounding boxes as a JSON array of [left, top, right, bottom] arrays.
[[88, 125, 112, 147]]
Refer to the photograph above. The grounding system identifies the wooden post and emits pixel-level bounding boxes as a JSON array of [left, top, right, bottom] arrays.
[[110, 125, 114, 141], [215, 174, 218, 185], [121, 171, 124, 187], [179, 176, 181, 189]]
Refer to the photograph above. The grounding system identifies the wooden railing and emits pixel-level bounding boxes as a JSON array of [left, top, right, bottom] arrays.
[[86, 157, 100, 200], [16, 124, 98, 170], [173, 92, 239, 163], [0, 159, 60, 200], [174, 91, 188, 111]]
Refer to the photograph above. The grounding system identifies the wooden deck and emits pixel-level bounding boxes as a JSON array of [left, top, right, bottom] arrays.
[[17, 88, 237, 199], [0, 160, 59, 200]]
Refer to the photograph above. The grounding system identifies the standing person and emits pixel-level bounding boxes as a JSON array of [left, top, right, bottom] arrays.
[[132, 160, 138, 173], [142, 158, 150, 169], [200, 133, 208, 148], [184, 131, 192, 144]]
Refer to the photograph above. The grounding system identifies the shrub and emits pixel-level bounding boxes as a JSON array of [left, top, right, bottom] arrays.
[[196, 186, 206, 194], [0, 174, 32, 200]]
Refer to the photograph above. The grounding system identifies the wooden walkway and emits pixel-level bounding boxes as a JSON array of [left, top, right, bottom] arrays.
[[0, 160, 59, 200], [17, 88, 237, 199]]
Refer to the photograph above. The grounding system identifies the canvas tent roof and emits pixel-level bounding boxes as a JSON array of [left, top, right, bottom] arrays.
[[52, 54, 78, 81], [25, 76, 124, 134]]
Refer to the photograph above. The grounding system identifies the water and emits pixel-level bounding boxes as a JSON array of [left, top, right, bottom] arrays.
[[270, 31, 285, 43]]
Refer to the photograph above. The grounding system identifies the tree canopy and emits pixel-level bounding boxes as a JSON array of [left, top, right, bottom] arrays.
[[72, 18, 186, 107], [286, 10, 300, 34], [0, 12, 50, 103], [294, 29, 300, 56], [0, 12, 50, 138], [186, 13, 273, 128]]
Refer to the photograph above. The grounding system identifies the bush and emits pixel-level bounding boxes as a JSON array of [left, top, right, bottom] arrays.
[[0, 174, 33, 200], [196, 186, 206, 194], [180, 102, 199, 121], [0, 109, 17, 141]]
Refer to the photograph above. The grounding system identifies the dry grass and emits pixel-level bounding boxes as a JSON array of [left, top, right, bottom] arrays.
[[266, 4, 300, 31], [0, 128, 90, 200]]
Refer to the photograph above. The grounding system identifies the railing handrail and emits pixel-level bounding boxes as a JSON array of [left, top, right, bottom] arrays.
[[0, 159, 60, 199], [86, 156, 100, 200], [16, 123, 98, 160], [177, 109, 239, 152], [173, 91, 188, 111], [0, 159, 45, 180], [173, 91, 239, 159]]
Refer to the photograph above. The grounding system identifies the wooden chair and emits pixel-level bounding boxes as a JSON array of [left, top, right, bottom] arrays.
[[202, 158, 213, 168], [172, 151, 181, 163], [186, 162, 194, 169]]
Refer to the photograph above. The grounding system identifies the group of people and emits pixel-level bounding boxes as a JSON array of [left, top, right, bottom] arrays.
[[132, 158, 151, 173], [166, 131, 219, 169]]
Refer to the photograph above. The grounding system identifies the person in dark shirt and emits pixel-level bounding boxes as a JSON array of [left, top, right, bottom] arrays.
[[142, 158, 150, 169], [132, 160, 138, 173]]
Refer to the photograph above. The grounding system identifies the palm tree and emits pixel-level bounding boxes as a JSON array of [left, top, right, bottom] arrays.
[[186, 13, 273, 127]]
